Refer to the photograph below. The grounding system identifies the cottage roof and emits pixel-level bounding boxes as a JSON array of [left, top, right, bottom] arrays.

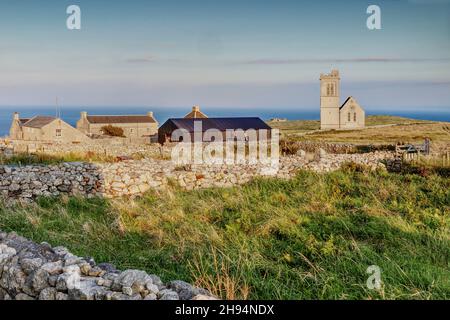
[[163, 117, 272, 132], [86, 115, 157, 124], [22, 116, 57, 128]]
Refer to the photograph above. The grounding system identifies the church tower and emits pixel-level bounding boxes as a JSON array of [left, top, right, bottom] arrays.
[[320, 70, 340, 130]]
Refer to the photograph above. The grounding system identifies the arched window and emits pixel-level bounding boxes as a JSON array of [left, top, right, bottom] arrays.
[[354, 113, 357, 122], [348, 113, 351, 122], [326, 84, 330, 96], [330, 84, 334, 96]]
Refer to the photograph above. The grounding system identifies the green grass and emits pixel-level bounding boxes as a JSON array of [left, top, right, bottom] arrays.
[[0, 169, 449, 300], [0, 152, 118, 165]]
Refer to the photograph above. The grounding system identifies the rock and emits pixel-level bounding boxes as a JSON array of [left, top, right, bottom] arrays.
[[143, 293, 157, 300], [192, 294, 219, 300], [20, 258, 43, 275], [41, 261, 63, 275], [32, 269, 50, 291], [39, 287, 58, 300], [55, 292, 69, 300], [15, 293, 35, 300], [158, 289, 179, 300], [167, 280, 208, 300]]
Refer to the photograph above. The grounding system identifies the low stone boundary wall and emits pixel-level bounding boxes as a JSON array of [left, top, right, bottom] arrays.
[[0, 152, 394, 200], [0, 231, 214, 300], [9, 140, 169, 158]]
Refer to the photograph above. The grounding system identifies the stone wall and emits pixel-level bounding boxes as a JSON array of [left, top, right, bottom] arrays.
[[8, 140, 169, 159], [0, 231, 214, 300], [0, 151, 393, 201]]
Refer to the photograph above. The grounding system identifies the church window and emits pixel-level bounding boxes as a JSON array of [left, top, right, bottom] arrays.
[[330, 84, 334, 96], [348, 113, 351, 122], [354, 113, 357, 122], [326, 84, 330, 96]]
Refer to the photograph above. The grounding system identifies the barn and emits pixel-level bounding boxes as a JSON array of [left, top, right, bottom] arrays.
[[158, 117, 272, 144]]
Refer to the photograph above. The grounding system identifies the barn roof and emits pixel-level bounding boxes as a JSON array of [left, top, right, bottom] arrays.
[[22, 116, 57, 128], [163, 117, 272, 132], [86, 115, 157, 124]]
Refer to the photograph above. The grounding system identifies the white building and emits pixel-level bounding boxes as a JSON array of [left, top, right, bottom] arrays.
[[320, 70, 365, 130]]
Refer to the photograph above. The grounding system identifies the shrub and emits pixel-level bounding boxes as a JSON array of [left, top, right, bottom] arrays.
[[101, 125, 125, 137], [280, 139, 301, 155]]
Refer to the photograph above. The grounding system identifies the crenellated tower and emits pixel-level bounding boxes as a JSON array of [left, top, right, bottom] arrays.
[[320, 70, 340, 130]]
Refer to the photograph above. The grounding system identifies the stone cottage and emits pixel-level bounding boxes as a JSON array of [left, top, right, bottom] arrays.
[[9, 113, 90, 143], [76, 112, 158, 141], [320, 70, 365, 130]]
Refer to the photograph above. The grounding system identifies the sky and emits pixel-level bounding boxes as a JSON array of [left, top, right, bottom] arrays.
[[0, 0, 449, 110]]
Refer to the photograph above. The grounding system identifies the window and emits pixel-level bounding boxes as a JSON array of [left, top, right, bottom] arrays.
[[330, 84, 334, 96], [56, 129, 62, 137], [348, 113, 351, 122], [354, 113, 357, 122]]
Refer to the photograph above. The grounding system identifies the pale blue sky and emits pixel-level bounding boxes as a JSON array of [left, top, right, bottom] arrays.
[[0, 0, 449, 109]]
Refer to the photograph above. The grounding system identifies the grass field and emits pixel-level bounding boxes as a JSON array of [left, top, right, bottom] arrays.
[[1, 168, 449, 299]]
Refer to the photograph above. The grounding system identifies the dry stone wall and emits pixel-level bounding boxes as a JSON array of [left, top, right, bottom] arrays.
[[0, 231, 214, 300], [0, 151, 393, 201]]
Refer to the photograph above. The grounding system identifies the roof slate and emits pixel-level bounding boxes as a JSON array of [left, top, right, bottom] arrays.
[[165, 117, 272, 132], [22, 116, 56, 128], [86, 115, 156, 124]]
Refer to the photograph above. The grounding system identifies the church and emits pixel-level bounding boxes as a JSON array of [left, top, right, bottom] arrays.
[[320, 70, 365, 130]]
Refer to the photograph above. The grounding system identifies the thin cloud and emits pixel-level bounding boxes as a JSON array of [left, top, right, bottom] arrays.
[[125, 56, 157, 63], [237, 58, 450, 65]]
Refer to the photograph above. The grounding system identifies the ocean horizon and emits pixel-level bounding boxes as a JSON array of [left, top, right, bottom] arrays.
[[0, 106, 449, 137]]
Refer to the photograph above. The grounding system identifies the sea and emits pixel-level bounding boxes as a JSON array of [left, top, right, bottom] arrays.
[[0, 106, 449, 137]]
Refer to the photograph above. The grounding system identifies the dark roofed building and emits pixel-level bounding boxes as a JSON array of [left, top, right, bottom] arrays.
[[158, 117, 272, 144]]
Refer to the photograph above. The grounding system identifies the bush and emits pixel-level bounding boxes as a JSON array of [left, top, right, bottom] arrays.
[[280, 139, 301, 155], [101, 125, 125, 137]]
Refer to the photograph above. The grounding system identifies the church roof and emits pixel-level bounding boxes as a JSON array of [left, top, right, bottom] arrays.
[[339, 96, 353, 110]]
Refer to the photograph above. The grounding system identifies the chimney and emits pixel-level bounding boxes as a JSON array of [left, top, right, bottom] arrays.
[[13, 112, 20, 121], [147, 111, 154, 118], [81, 111, 87, 119], [193, 105, 200, 112]]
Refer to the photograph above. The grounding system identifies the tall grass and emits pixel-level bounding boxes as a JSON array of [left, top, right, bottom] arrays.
[[0, 169, 449, 299]]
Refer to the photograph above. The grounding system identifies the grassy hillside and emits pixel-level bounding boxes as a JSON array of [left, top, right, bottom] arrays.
[[268, 115, 450, 148], [1, 168, 449, 299]]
